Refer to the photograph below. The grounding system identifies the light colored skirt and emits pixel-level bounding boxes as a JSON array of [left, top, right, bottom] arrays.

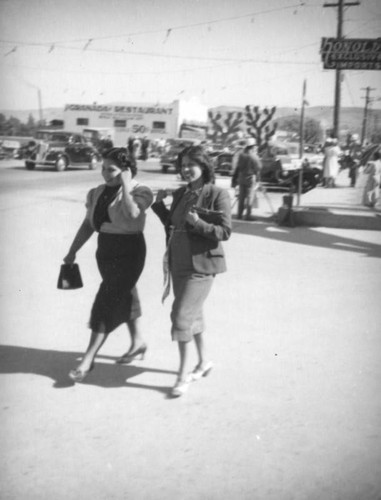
[[169, 231, 214, 342]]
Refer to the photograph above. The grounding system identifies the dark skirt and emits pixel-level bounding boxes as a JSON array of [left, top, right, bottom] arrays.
[[89, 232, 146, 334]]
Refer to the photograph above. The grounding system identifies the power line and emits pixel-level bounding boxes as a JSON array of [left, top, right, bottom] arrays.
[[0, 3, 305, 47]]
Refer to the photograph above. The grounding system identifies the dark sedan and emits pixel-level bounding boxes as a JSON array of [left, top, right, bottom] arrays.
[[25, 130, 100, 172]]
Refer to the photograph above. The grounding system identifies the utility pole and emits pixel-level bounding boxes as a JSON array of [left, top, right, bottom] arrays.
[[323, 0, 360, 139], [361, 86, 375, 146], [37, 88, 43, 124], [297, 79, 307, 206]]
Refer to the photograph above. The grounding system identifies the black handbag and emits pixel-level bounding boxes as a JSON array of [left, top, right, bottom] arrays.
[[192, 206, 224, 224], [57, 263, 83, 290]]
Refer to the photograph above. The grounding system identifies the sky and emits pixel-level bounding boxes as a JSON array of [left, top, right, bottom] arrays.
[[0, 0, 380, 113]]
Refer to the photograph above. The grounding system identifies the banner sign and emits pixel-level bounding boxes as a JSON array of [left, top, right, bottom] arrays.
[[65, 104, 174, 115], [320, 37, 381, 70]]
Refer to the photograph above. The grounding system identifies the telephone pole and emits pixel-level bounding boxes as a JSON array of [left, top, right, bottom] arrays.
[[323, 0, 360, 139], [361, 86, 375, 146]]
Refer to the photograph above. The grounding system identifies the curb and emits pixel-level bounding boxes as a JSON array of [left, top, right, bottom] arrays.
[[277, 205, 381, 230]]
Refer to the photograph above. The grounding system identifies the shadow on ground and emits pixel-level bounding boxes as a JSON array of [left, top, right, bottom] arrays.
[[0, 344, 176, 394], [232, 218, 381, 258]]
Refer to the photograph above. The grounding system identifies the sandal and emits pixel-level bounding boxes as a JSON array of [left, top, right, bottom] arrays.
[[171, 377, 191, 397], [190, 361, 214, 381]]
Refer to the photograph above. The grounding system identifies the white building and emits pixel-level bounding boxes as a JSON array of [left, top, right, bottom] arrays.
[[63, 99, 208, 146]]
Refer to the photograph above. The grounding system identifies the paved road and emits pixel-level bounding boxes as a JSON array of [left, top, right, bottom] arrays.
[[1, 159, 381, 500]]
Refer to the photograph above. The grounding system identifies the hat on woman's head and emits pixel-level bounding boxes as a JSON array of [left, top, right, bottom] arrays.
[[246, 137, 256, 147]]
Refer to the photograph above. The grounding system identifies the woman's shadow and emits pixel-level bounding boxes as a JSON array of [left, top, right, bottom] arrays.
[[0, 344, 176, 395]]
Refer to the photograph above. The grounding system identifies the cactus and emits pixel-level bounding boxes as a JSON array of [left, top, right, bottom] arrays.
[[245, 105, 278, 153], [207, 110, 244, 145]]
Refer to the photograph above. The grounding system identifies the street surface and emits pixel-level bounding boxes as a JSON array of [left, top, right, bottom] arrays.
[[0, 158, 381, 500]]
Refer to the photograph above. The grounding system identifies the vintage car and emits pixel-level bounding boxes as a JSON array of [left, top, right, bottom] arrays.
[[213, 151, 235, 176], [160, 138, 199, 173], [213, 141, 323, 193], [25, 130, 100, 171]]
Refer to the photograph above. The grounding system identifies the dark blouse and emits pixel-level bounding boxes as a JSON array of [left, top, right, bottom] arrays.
[[93, 185, 121, 232]]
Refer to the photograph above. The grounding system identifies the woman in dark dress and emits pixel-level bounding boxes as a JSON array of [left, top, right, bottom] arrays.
[[63, 148, 153, 382], [152, 145, 232, 397]]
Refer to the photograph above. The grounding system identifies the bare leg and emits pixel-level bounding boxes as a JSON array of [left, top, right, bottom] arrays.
[[177, 340, 191, 381], [191, 332, 213, 380], [126, 318, 146, 352], [74, 330, 107, 372], [194, 332, 206, 368]]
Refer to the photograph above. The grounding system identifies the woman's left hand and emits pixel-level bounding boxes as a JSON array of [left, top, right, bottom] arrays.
[[185, 209, 199, 226]]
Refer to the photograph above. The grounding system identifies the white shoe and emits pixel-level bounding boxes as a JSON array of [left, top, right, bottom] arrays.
[[190, 361, 214, 381], [171, 377, 191, 397]]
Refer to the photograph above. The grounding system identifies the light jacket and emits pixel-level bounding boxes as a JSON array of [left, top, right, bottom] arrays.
[[86, 180, 153, 234]]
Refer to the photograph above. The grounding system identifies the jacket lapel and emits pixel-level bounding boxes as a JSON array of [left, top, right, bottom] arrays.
[[169, 186, 186, 219], [196, 184, 213, 208]]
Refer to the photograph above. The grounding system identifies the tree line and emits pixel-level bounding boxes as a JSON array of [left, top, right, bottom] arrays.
[[0, 113, 46, 138]]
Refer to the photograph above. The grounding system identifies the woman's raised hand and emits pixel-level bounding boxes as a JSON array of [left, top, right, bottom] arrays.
[[120, 168, 132, 185], [155, 189, 168, 202]]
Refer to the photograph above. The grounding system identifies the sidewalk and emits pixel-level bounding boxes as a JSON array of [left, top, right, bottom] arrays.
[[276, 169, 381, 230]]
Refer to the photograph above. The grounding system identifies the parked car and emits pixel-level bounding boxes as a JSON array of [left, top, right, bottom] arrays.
[[0, 139, 22, 159], [160, 138, 198, 173], [259, 142, 323, 193], [25, 130, 100, 171], [214, 151, 235, 176], [211, 141, 322, 193]]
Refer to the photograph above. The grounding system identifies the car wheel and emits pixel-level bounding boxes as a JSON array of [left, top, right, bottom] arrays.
[[161, 165, 168, 173], [56, 156, 68, 172], [25, 161, 35, 170], [89, 156, 98, 170]]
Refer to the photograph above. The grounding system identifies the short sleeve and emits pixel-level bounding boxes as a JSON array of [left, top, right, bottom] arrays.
[[132, 185, 154, 211]]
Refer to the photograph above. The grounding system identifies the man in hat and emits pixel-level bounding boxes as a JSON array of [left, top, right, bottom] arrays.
[[231, 137, 262, 220]]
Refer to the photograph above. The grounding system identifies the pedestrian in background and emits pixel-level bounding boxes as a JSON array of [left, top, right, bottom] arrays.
[[323, 138, 341, 188], [362, 151, 381, 208], [152, 145, 232, 397], [64, 147, 153, 383], [231, 137, 261, 220]]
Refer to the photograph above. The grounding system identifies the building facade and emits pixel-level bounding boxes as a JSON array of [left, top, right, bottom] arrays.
[[63, 99, 208, 146]]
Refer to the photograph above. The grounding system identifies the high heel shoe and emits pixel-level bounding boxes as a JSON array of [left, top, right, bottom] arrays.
[[115, 344, 147, 364], [68, 362, 94, 383], [190, 361, 213, 381]]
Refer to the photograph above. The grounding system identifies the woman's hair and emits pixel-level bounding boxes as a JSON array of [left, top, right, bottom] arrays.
[[102, 147, 137, 177], [178, 145, 215, 183]]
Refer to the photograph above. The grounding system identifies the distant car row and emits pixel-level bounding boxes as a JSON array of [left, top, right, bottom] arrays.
[[159, 140, 325, 193]]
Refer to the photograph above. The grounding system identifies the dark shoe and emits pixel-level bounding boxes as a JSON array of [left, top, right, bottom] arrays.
[[116, 344, 147, 364], [68, 362, 94, 383]]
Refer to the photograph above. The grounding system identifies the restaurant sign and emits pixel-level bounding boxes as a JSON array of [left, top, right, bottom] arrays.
[[320, 37, 381, 70]]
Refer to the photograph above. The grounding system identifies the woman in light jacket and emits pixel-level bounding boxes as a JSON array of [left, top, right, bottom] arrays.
[[64, 147, 153, 382], [152, 145, 232, 397]]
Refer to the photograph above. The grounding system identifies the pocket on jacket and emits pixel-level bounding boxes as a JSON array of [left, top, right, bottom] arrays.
[[207, 248, 224, 258]]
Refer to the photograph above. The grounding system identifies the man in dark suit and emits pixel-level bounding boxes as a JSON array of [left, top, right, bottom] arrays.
[[232, 137, 261, 220]]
